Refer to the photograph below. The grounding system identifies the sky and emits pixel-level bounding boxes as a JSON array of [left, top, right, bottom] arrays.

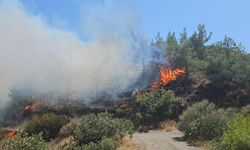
[[9, 0, 250, 52]]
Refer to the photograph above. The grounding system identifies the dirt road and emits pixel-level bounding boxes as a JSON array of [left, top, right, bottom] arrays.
[[132, 130, 202, 150]]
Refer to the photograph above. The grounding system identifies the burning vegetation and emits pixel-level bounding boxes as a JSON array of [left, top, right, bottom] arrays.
[[0, 128, 17, 140], [150, 65, 186, 90], [4, 130, 16, 139], [23, 102, 43, 111]]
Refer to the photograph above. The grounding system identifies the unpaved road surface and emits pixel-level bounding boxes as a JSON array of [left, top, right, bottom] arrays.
[[133, 130, 202, 150]]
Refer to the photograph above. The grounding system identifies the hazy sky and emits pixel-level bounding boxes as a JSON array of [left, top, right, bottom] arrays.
[[19, 0, 250, 52]]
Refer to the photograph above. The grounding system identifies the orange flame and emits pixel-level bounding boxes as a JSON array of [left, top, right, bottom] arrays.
[[4, 131, 17, 138], [24, 102, 42, 110], [151, 65, 186, 90], [1, 128, 17, 139]]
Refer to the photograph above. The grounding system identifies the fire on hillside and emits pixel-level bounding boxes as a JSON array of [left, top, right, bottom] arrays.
[[0, 128, 17, 140], [0, 58, 186, 128], [150, 65, 186, 90], [23, 102, 43, 111]]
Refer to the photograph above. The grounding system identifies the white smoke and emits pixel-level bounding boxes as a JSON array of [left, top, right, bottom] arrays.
[[0, 0, 163, 108]]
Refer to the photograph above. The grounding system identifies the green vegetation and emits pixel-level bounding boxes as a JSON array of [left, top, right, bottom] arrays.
[[1, 113, 133, 150], [25, 113, 70, 141], [73, 113, 134, 146], [135, 89, 184, 127], [0, 133, 48, 150], [69, 138, 118, 150], [152, 24, 250, 107], [179, 100, 236, 141], [241, 105, 250, 114], [210, 113, 250, 150], [59, 120, 78, 137], [151, 24, 250, 147]]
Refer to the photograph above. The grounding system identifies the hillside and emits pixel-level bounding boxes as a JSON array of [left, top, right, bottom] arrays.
[[0, 25, 250, 150]]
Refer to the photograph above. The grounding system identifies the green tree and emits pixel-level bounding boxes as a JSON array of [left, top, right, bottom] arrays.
[[151, 24, 250, 107]]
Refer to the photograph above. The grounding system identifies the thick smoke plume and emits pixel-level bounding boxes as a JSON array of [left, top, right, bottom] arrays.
[[0, 0, 165, 108]]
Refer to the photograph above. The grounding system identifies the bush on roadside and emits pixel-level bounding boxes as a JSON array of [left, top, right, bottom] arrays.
[[69, 138, 118, 150], [0, 133, 48, 150], [25, 112, 70, 141], [136, 89, 184, 127], [178, 100, 235, 141], [73, 113, 134, 146], [209, 113, 250, 150], [98, 137, 118, 150]]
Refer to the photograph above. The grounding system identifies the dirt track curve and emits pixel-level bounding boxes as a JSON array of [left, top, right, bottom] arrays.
[[133, 130, 202, 150]]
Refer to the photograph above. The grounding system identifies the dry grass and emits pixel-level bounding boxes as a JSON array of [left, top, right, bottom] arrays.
[[118, 136, 140, 150], [158, 120, 179, 132], [187, 138, 208, 148], [49, 136, 74, 150]]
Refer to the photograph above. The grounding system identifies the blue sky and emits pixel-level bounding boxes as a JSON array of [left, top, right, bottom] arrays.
[[20, 0, 250, 52]]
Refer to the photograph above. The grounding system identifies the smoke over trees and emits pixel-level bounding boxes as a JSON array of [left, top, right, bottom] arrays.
[[0, 0, 165, 108]]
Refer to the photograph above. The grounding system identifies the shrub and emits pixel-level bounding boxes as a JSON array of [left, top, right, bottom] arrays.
[[59, 119, 79, 137], [98, 138, 118, 150], [0, 133, 48, 150], [81, 142, 99, 150], [178, 100, 235, 141], [210, 113, 250, 150], [73, 113, 134, 146], [69, 138, 118, 150], [241, 104, 250, 114], [136, 89, 184, 126], [25, 113, 70, 141]]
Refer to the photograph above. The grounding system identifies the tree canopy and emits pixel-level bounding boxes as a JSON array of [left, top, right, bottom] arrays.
[[151, 24, 250, 107]]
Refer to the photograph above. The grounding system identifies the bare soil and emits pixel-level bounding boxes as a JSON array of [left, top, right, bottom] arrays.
[[132, 130, 203, 150]]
